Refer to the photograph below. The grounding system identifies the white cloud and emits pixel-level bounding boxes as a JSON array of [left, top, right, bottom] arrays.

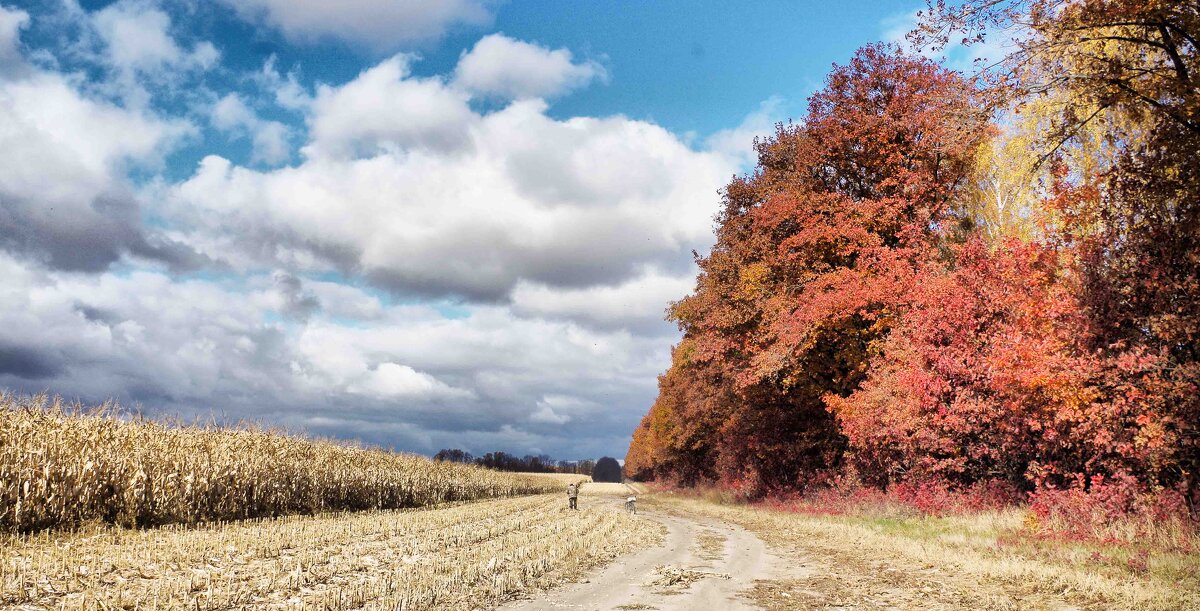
[[454, 33, 606, 100], [511, 269, 694, 333], [0, 5, 29, 78], [251, 121, 291, 165], [221, 0, 493, 50], [530, 405, 570, 424], [93, 0, 218, 75], [210, 93, 292, 165], [348, 362, 473, 400], [705, 95, 786, 168], [0, 25, 783, 460], [305, 280, 385, 321], [0, 248, 668, 456], [210, 93, 256, 131], [164, 53, 739, 300], [256, 57, 313, 110], [305, 54, 474, 159]]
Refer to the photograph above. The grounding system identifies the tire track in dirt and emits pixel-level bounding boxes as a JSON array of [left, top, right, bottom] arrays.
[[501, 492, 803, 610]]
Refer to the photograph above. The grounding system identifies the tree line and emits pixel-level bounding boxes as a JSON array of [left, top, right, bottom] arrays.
[[626, 0, 1199, 518], [434, 449, 625, 482]]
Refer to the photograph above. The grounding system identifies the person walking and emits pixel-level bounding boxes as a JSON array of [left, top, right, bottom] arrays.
[[567, 482, 579, 510], [625, 495, 636, 514]]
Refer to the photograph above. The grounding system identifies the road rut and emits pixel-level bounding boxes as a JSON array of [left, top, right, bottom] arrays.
[[502, 497, 801, 610]]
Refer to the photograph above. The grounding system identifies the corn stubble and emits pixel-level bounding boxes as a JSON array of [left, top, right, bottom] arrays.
[[0, 393, 558, 532], [2, 493, 661, 609]]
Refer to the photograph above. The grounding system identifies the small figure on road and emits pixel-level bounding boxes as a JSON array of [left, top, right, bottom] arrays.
[[625, 495, 636, 514], [567, 482, 579, 510]]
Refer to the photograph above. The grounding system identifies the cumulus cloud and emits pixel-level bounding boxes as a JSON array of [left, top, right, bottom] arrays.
[[530, 405, 569, 425], [210, 94, 292, 165], [305, 55, 474, 158], [0, 54, 194, 270], [255, 56, 313, 111], [221, 0, 493, 50], [510, 269, 694, 334], [454, 33, 606, 100], [93, 0, 218, 76], [164, 51, 736, 301], [268, 270, 320, 321], [705, 95, 786, 168], [348, 362, 474, 400], [0, 23, 772, 459], [0, 249, 667, 457]]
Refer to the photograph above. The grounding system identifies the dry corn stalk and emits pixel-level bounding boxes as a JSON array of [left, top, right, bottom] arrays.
[[0, 392, 558, 533]]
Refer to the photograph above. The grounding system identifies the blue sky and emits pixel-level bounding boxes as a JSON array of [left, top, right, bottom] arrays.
[[0, 0, 929, 460]]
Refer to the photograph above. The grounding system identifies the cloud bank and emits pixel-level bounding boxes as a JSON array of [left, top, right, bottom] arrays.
[[0, 2, 781, 459], [220, 0, 493, 50]]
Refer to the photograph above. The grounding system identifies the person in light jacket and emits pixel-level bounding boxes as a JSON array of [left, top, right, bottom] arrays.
[[567, 482, 579, 510]]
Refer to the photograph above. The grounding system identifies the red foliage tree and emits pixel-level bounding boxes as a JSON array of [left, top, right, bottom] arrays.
[[628, 45, 990, 495], [919, 0, 1200, 517], [828, 237, 1172, 489], [630, 3, 1199, 519]]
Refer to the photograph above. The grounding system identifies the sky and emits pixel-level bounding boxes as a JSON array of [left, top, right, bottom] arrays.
[[0, 0, 940, 460]]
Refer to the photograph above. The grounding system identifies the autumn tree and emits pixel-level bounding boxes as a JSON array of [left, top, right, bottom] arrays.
[[626, 343, 731, 484], [829, 236, 1172, 489], [918, 0, 1200, 514], [628, 45, 991, 495]]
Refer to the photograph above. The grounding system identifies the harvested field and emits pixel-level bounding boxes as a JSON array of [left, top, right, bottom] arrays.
[[578, 482, 635, 496], [0, 492, 662, 610], [521, 473, 591, 485]]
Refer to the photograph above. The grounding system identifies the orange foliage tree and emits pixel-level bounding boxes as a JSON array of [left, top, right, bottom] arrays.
[[630, 2, 1198, 515], [628, 45, 990, 495]]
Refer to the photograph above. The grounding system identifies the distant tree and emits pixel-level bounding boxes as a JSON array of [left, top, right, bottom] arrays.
[[433, 448, 474, 463], [577, 459, 595, 477], [592, 457, 622, 483], [463, 451, 603, 474]]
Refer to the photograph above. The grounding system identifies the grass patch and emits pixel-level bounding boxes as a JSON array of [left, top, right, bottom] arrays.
[[646, 491, 1200, 609]]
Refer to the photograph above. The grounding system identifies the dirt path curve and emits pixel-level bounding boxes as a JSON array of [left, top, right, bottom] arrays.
[[502, 492, 803, 610]]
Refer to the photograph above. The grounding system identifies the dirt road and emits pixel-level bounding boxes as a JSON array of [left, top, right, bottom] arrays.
[[502, 489, 800, 610]]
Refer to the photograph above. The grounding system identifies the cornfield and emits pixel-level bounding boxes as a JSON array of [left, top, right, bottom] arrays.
[[0, 393, 558, 533]]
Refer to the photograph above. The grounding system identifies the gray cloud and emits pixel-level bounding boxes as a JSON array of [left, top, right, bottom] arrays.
[[0, 252, 670, 458], [272, 271, 321, 321], [0, 191, 141, 272], [0, 189, 205, 273], [0, 343, 64, 379], [0, 41, 195, 273]]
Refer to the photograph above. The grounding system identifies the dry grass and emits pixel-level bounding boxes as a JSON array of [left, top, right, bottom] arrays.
[[649, 493, 1200, 610], [0, 393, 558, 533], [0, 493, 662, 610]]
